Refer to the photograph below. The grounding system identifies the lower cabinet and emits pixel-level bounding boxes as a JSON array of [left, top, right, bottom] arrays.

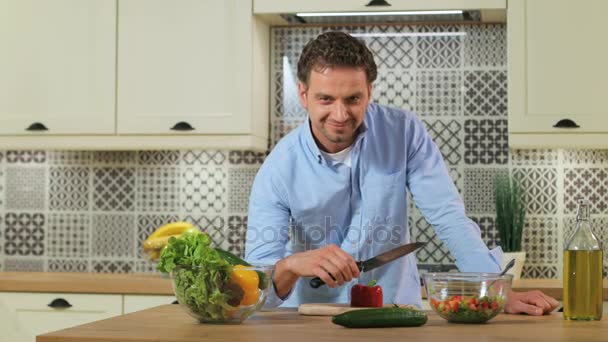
[[0, 292, 175, 342], [0, 292, 122, 342], [123, 294, 176, 314]]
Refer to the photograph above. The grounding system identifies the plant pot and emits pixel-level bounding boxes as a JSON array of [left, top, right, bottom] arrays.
[[501, 251, 526, 281]]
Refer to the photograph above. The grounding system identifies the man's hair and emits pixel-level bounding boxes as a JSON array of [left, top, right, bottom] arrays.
[[297, 31, 377, 87]]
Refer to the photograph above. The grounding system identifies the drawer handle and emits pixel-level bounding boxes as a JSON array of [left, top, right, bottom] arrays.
[[366, 0, 391, 6], [553, 119, 580, 128], [25, 122, 49, 131], [172, 300, 179, 304], [170, 121, 195, 131], [48, 298, 73, 309]]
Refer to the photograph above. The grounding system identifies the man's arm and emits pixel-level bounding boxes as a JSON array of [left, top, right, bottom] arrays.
[[404, 114, 501, 272], [245, 164, 359, 306], [404, 114, 558, 315]]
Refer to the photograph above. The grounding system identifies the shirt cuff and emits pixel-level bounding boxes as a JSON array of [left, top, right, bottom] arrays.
[[261, 268, 294, 309], [489, 246, 504, 271]]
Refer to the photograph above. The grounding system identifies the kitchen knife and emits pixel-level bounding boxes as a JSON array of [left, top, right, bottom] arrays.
[[309, 241, 427, 288]]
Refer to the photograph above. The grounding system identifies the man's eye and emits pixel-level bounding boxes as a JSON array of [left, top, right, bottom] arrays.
[[347, 96, 360, 103], [319, 97, 331, 102]]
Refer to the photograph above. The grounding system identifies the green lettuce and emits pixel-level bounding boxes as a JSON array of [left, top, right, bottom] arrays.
[[157, 232, 239, 320]]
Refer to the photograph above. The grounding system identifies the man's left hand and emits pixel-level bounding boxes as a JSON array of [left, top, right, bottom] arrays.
[[504, 290, 559, 315]]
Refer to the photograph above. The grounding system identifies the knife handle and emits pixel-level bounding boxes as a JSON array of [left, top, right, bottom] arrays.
[[309, 277, 325, 288]]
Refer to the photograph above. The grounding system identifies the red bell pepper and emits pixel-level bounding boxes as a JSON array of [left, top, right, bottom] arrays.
[[350, 280, 383, 307]]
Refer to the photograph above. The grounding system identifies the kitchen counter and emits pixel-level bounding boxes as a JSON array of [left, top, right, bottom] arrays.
[[0, 272, 607, 299], [38, 304, 607, 342], [0, 272, 173, 295]]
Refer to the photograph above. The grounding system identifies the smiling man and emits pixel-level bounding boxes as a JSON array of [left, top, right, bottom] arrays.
[[245, 31, 558, 315]]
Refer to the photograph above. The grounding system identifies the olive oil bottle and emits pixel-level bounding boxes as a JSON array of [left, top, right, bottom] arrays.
[[563, 200, 603, 320]]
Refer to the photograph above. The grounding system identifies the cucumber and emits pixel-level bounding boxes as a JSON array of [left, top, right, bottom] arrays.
[[332, 307, 428, 328], [214, 248, 269, 290]]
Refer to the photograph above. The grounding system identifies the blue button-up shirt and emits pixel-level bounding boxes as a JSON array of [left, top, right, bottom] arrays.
[[245, 103, 502, 308]]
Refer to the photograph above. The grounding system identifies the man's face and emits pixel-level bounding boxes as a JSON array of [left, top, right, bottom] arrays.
[[298, 66, 372, 153]]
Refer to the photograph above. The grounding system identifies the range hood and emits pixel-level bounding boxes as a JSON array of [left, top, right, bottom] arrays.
[[254, 0, 506, 25]]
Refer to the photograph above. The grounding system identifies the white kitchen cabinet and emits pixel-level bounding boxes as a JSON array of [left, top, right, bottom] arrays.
[[123, 294, 176, 314], [254, 0, 506, 24], [0, 0, 116, 135], [0, 0, 270, 151], [117, 0, 269, 148], [508, 0, 608, 148], [0, 292, 122, 342]]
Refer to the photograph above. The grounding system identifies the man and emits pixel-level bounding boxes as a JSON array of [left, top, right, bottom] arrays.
[[246, 31, 558, 315]]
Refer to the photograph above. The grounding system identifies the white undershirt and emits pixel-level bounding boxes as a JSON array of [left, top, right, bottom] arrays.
[[319, 144, 353, 167]]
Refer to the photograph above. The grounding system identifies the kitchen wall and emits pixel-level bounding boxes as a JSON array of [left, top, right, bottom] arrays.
[[0, 23, 605, 279]]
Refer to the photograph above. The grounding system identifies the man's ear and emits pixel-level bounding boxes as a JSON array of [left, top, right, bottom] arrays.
[[367, 83, 373, 98], [298, 81, 308, 109]]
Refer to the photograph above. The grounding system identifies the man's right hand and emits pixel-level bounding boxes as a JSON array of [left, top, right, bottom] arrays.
[[273, 244, 360, 298]]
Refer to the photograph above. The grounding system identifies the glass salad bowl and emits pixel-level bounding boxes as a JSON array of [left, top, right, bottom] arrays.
[[423, 272, 513, 323], [170, 264, 274, 324]]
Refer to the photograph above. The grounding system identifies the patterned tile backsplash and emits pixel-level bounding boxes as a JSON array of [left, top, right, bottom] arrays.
[[0, 23, 606, 280]]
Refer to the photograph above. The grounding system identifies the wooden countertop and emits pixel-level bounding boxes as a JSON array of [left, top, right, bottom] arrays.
[[37, 304, 607, 342], [0, 272, 173, 295], [0, 272, 607, 299]]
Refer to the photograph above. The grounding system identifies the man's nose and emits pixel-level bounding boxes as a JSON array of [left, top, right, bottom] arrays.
[[333, 102, 349, 121]]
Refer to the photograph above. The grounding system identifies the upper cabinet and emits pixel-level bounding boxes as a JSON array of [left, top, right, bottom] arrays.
[[508, 0, 608, 148], [0, 0, 116, 135], [117, 0, 264, 138], [0, 0, 270, 151]]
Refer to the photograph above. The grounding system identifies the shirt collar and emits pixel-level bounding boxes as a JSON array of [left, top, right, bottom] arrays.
[[303, 113, 368, 166]]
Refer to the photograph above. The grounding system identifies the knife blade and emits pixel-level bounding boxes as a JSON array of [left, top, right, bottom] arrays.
[[309, 241, 427, 288]]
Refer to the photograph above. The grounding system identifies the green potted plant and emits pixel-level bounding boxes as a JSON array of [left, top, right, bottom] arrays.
[[494, 173, 527, 281]]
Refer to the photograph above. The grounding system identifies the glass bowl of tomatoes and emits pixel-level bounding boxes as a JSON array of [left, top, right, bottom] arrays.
[[422, 272, 513, 323]]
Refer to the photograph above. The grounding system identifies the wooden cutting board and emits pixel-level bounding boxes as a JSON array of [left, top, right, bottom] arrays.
[[298, 303, 416, 316]]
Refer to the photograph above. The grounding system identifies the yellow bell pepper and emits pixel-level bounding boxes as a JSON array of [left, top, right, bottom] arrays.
[[230, 265, 260, 306]]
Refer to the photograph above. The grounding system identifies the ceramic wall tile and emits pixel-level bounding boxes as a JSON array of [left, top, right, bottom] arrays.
[[46, 213, 90, 258], [181, 150, 226, 166], [3, 212, 44, 256], [93, 151, 136, 165], [563, 168, 608, 214], [464, 119, 508, 165], [181, 166, 227, 214], [416, 25, 463, 68], [92, 167, 136, 211], [48, 167, 90, 211], [92, 259, 135, 274], [373, 69, 415, 111], [3, 258, 44, 272], [136, 167, 179, 212], [463, 24, 506, 67], [48, 259, 89, 272], [513, 168, 558, 215], [138, 151, 180, 165], [5, 150, 46, 164], [510, 149, 558, 167], [182, 214, 228, 250], [463, 70, 507, 117], [227, 215, 247, 257], [422, 118, 463, 166], [416, 70, 462, 116], [228, 168, 257, 213], [464, 168, 508, 213], [48, 151, 91, 165], [5, 167, 46, 210], [91, 214, 136, 258]]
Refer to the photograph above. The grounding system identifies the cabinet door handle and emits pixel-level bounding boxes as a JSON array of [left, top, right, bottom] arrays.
[[170, 121, 195, 131], [25, 122, 49, 131], [366, 0, 391, 6], [553, 118, 580, 128], [48, 298, 73, 309], [172, 300, 179, 304]]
